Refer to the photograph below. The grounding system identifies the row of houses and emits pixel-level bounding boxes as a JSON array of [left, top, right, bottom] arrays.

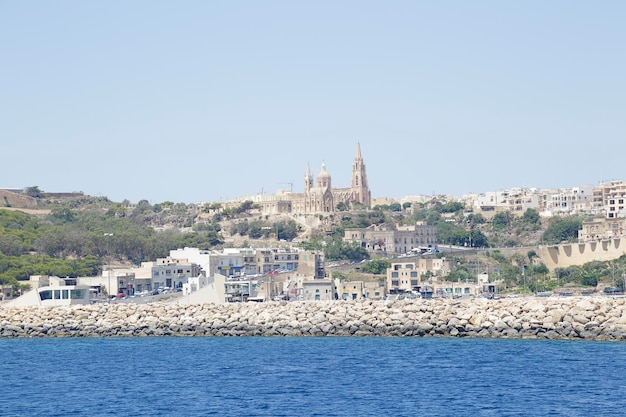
[[457, 180, 626, 220], [6, 241, 504, 306], [99, 246, 326, 298], [384, 258, 501, 298]]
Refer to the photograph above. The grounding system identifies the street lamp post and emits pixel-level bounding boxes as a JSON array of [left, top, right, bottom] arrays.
[[104, 233, 114, 303], [261, 227, 272, 300]]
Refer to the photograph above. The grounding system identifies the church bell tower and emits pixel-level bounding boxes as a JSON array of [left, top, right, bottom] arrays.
[[351, 141, 371, 207]]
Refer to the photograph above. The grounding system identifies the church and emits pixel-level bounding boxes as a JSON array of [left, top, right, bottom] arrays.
[[243, 142, 372, 215]]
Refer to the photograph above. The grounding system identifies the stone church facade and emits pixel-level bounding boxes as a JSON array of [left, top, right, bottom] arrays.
[[243, 142, 371, 215]]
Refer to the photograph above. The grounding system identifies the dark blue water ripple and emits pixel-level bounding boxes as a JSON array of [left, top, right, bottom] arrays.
[[1, 337, 625, 417]]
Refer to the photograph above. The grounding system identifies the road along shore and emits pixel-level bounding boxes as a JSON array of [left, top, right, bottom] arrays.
[[1, 297, 626, 340]]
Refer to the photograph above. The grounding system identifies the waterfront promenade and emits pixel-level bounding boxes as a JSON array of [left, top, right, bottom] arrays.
[[1, 297, 626, 340]]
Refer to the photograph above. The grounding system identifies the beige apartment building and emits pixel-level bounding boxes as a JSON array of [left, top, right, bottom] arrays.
[[596, 180, 626, 219], [254, 247, 324, 277], [579, 218, 626, 241], [386, 258, 450, 293], [343, 222, 437, 255], [468, 189, 540, 219], [538, 186, 595, 216]]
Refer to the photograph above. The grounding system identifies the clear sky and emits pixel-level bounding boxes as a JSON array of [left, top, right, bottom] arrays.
[[2, 1, 625, 204]]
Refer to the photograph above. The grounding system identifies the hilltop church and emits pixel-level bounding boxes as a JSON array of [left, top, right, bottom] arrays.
[[237, 142, 371, 215]]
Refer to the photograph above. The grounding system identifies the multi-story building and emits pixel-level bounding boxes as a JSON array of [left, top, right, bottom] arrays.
[[538, 186, 595, 216], [578, 218, 626, 241], [214, 248, 246, 277], [224, 279, 262, 302], [343, 222, 437, 255], [169, 247, 214, 276], [152, 257, 203, 290], [254, 247, 324, 277], [387, 262, 421, 293], [386, 258, 451, 294], [171, 246, 324, 279], [597, 180, 626, 219], [469, 188, 540, 218]]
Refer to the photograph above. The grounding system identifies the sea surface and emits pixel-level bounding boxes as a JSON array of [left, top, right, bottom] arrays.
[[2, 336, 626, 417]]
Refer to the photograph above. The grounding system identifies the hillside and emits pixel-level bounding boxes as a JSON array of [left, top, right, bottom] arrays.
[[2, 188, 620, 295]]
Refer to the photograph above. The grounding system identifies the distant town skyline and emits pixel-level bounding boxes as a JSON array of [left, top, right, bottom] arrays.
[[2, 2, 625, 204]]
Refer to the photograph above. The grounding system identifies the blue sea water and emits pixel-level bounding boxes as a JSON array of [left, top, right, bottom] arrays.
[[1, 337, 625, 417]]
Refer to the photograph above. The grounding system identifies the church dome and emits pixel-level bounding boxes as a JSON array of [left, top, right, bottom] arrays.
[[317, 163, 331, 180], [317, 163, 331, 188]]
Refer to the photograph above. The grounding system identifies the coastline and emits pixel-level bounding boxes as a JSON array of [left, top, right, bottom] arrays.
[[2, 297, 626, 340]]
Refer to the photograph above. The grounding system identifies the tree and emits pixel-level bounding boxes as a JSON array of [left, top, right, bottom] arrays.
[[25, 186, 42, 198], [439, 201, 464, 213], [323, 239, 369, 261], [468, 229, 489, 248], [492, 211, 513, 230], [522, 208, 540, 226], [275, 220, 300, 241], [51, 207, 76, 223], [466, 213, 485, 226], [361, 258, 390, 275], [389, 203, 402, 212], [542, 217, 582, 244], [238, 200, 255, 213]]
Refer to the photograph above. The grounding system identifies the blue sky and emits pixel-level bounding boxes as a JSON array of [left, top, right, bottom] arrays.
[[2, 1, 625, 204]]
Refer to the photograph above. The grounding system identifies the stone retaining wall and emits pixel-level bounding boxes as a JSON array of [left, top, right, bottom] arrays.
[[2, 297, 626, 340]]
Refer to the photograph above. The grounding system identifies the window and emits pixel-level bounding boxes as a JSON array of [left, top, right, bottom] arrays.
[[71, 289, 86, 299], [392, 280, 399, 286], [411, 280, 418, 286], [392, 272, 399, 278], [39, 290, 52, 301]]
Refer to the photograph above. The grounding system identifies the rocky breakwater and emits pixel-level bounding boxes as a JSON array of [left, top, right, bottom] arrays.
[[2, 297, 626, 340]]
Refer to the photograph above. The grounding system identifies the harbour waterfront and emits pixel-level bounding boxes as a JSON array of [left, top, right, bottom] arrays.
[[2, 297, 626, 340], [3, 336, 626, 416]]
